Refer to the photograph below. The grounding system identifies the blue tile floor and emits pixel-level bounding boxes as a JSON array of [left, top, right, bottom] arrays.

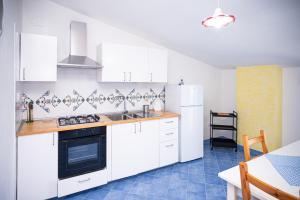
[[60, 142, 258, 200]]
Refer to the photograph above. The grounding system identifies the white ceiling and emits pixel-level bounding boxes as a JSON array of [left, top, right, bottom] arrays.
[[51, 0, 300, 68]]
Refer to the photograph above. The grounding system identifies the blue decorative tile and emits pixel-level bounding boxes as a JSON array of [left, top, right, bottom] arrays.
[[206, 196, 226, 200], [188, 165, 205, 176], [187, 192, 206, 200], [172, 170, 189, 179], [205, 173, 223, 185], [62, 192, 87, 200], [205, 184, 226, 199], [62, 195, 85, 200], [128, 182, 152, 196], [168, 188, 188, 200], [103, 190, 126, 200], [187, 172, 206, 184], [85, 188, 110, 200], [187, 182, 206, 194], [124, 194, 143, 200], [149, 180, 169, 198], [172, 163, 189, 174], [204, 167, 219, 176], [134, 174, 155, 184]]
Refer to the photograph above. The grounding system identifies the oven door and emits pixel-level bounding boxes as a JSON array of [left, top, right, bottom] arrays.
[[58, 134, 106, 179]]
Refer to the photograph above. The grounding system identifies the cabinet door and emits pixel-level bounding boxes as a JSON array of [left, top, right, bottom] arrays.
[[20, 33, 57, 81], [148, 48, 168, 83], [100, 44, 128, 82], [18, 132, 58, 200], [127, 46, 148, 82], [99, 44, 148, 82], [136, 120, 159, 173], [180, 106, 203, 161], [111, 123, 138, 180], [160, 140, 179, 167]]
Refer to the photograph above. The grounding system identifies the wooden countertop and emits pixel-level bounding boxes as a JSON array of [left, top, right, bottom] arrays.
[[17, 112, 180, 137]]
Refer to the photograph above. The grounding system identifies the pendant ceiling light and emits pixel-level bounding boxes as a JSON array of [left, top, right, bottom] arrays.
[[202, 0, 235, 28]]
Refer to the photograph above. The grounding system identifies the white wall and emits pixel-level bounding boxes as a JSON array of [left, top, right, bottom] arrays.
[[0, 0, 22, 199], [21, 0, 222, 139], [282, 67, 300, 145], [220, 69, 236, 112]]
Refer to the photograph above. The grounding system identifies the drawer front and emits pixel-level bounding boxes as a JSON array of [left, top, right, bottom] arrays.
[[160, 117, 178, 131], [160, 129, 178, 142], [160, 140, 178, 167], [58, 170, 107, 197]]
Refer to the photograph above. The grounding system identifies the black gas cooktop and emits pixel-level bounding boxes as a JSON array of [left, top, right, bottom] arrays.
[[58, 114, 100, 126]]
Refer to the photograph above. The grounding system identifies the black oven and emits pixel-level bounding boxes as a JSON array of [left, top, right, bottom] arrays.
[[58, 126, 106, 179]]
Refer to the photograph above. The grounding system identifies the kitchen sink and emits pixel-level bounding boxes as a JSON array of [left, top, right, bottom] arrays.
[[106, 111, 160, 121], [126, 113, 141, 118], [105, 113, 133, 121], [134, 112, 161, 118]]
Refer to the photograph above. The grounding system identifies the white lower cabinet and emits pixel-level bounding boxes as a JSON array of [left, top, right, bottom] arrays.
[[111, 120, 159, 180], [17, 117, 178, 199], [159, 117, 179, 167], [58, 170, 108, 197], [17, 132, 58, 200], [160, 117, 178, 131], [160, 129, 178, 142], [160, 140, 179, 167], [111, 122, 139, 180], [136, 120, 159, 173]]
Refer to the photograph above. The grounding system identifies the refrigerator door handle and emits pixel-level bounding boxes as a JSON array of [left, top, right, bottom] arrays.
[[181, 105, 203, 107]]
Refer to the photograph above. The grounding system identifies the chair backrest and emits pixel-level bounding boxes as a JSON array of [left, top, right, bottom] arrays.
[[239, 162, 299, 200], [242, 130, 268, 161]]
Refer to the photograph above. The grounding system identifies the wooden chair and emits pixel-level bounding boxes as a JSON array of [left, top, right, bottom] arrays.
[[242, 130, 268, 161], [239, 162, 299, 200]]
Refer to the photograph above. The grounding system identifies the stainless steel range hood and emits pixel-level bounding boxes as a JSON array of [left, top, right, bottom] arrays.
[[57, 21, 101, 69]]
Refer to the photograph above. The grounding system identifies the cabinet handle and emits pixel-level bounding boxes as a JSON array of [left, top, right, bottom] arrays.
[[150, 73, 153, 82], [165, 144, 174, 148], [139, 122, 142, 132], [165, 121, 174, 124], [165, 132, 174, 136], [129, 72, 132, 82], [123, 72, 126, 82], [23, 68, 26, 80], [78, 178, 90, 183], [134, 123, 136, 134], [52, 133, 55, 146]]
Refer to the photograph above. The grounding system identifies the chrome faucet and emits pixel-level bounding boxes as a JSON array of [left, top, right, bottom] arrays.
[[123, 96, 128, 114], [115, 89, 128, 114]]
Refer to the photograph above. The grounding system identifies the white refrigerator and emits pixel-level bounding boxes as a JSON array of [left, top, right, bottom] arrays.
[[166, 84, 203, 162]]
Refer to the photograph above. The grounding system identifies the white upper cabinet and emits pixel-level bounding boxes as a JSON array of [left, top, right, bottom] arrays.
[[127, 46, 148, 82], [98, 43, 128, 82], [97, 43, 168, 83], [148, 48, 168, 83], [20, 33, 57, 81]]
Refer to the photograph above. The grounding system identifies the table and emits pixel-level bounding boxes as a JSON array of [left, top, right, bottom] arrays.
[[218, 140, 300, 200]]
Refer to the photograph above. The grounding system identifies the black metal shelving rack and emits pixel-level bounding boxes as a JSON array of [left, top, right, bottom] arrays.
[[210, 110, 238, 151]]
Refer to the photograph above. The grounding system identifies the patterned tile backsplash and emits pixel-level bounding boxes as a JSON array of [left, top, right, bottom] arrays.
[[21, 86, 165, 119]]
